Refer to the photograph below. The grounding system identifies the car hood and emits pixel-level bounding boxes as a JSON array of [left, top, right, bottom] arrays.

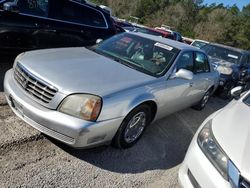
[[208, 56, 234, 67], [17, 47, 155, 96], [212, 100, 250, 181]]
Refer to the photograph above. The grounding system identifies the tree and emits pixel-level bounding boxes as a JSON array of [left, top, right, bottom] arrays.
[[88, 0, 250, 49]]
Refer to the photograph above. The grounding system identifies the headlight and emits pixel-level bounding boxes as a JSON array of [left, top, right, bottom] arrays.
[[58, 94, 102, 121], [197, 120, 229, 180], [217, 66, 233, 75], [212, 63, 218, 70]]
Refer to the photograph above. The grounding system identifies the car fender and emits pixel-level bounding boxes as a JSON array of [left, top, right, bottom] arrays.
[[99, 90, 157, 122], [125, 92, 157, 118], [208, 70, 220, 94]]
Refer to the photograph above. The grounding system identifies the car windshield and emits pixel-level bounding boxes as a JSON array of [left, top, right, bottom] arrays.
[[202, 44, 242, 64], [191, 41, 208, 49], [93, 33, 179, 77]]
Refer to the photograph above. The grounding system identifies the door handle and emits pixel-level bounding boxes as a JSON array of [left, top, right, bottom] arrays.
[[189, 82, 194, 87]]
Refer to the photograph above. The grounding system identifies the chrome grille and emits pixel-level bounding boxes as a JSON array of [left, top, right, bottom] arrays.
[[14, 63, 57, 103], [241, 179, 250, 188]]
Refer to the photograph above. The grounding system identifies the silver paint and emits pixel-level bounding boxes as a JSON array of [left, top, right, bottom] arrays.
[[4, 33, 219, 148]]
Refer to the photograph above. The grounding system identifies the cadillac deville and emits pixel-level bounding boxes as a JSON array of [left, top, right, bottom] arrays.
[[4, 32, 219, 149]]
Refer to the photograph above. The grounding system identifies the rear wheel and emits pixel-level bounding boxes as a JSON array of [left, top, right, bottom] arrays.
[[193, 89, 211, 110], [112, 104, 151, 149]]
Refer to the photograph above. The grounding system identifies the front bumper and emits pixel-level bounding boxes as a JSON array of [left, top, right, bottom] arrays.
[[178, 135, 232, 188], [218, 73, 232, 86], [216, 74, 234, 94], [4, 69, 124, 148]]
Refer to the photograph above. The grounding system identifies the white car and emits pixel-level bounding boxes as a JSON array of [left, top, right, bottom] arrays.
[[179, 86, 250, 188], [191, 39, 209, 49]]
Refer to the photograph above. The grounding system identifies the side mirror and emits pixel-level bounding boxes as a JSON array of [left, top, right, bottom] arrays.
[[96, 39, 103, 44], [171, 69, 193, 80], [3, 2, 19, 13], [230, 86, 243, 100]]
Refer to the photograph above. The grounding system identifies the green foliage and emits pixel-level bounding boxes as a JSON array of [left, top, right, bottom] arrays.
[[90, 0, 250, 49]]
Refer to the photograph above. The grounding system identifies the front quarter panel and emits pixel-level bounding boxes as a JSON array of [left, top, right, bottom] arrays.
[[98, 83, 157, 121]]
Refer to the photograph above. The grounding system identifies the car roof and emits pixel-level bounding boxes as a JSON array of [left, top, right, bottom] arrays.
[[209, 42, 248, 54], [130, 32, 202, 51]]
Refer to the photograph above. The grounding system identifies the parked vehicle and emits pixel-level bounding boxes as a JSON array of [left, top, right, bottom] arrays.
[[179, 86, 250, 188], [0, 0, 117, 55], [4, 32, 219, 149], [122, 26, 136, 32], [183, 37, 194, 45], [191, 39, 209, 49], [134, 27, 174, 40], [155, 27, 184, 42], [202, 43, 250, 98], [112, 16, 134, 28]]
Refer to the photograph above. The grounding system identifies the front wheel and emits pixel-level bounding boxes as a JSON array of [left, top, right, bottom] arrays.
[[112, 104, 152, 149], [193, 89, 211, 110]]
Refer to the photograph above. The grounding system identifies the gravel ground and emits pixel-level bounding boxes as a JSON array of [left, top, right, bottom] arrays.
[[0, 57, 229, 188], [0, 93, 228, 188]]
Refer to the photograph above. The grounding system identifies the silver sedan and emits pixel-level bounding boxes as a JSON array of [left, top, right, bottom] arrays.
[[4, 32, 219, 149]]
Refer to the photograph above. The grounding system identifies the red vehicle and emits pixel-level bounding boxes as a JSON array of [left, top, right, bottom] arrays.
[[148, 28, 174, 39], [134, 27, 174, 40], [155, 28, 183, 42]]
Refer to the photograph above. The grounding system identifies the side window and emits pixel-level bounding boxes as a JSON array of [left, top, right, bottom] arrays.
[[17, 0, 49, 17], [195, 52, 210, 73], [50, 0, 106, 28], [176, 52, 194, 72]]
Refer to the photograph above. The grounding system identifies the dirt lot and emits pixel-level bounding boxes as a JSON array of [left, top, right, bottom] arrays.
[[0, 57, 228, 188]]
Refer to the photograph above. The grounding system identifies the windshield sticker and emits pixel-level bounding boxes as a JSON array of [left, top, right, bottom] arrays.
[[120, 37, 133, 43], [228, 54, 238, 59], [154, 42, 173, 51]]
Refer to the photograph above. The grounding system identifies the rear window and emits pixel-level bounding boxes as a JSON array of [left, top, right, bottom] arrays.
[[195, 52, 210, 73]]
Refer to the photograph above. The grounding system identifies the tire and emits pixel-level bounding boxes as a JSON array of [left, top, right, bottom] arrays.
[[193, 89, 211, 111], [112, 104, 152, 149]]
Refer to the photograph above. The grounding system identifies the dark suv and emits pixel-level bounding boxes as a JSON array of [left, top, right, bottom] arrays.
[[202, 43, 250, 98], [0, 0, 117, 54]]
